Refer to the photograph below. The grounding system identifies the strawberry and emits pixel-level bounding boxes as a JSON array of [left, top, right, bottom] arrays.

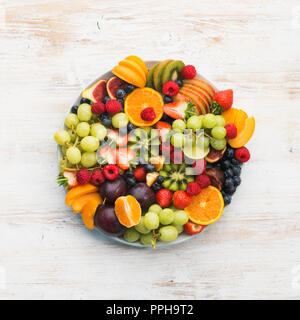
[[107, 129, 128, 147], [211, 89, 233, 114], [163, 100, 198, 120], [155, 121, 171, 142], [156, 189, 173, 208], [116, 148, 136, 170], [57, 171, 78, 189], [134, 166, 147, 182], [184, 221, 205, 235], [98, 145, 116, 164], [173, 191, 191, 209]]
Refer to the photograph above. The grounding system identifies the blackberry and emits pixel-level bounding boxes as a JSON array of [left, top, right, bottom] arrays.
[[71, 105, 78, 114], [80, 98, 91, 105], [102, 96, 111, 104]]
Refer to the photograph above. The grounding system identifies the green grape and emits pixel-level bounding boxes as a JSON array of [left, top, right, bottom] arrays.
[[172, 119, 186, 132], [140, 233, 153, 246], [124, 228, 140, 243], [159, 226, 178, 242], [148, 204, 162, 215], [215, 115, 226, 127], [186, 115, 202, 130], [211, 126, 227, 139], [173, 210, 189, 226], [67, 129, 77, 143], [210, 137, 227, 150], [159, 208, 175, 225], [144, 212, 160, 230], [65, 113, 79, 129], [172, 224, 184, 234], [203, 113, 217, 129], [171, 132, 184, 148], [203, 136, 210, 148], [66, 146, 81, 164], [80, 136, 99, 152], [76, 122, 90, 138], [134, 217, 151, 234], [77, 103, 92, 121], [61, 145, 67, 156], [112, 113, 129, 129], [81, 152, 97, 168], [54, 130, 71, 146], [90, 123, 107, 140]]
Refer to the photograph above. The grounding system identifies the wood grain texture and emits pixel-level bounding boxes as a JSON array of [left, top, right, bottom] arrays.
[[0, 0, 300, 300]]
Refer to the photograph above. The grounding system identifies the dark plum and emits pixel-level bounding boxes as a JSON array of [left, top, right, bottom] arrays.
[[128, 183, 156, 210], [99, 176, 126, 204], [94, 205, 125, 236]]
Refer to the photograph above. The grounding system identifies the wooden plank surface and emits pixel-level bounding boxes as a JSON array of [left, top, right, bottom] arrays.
[[0, 0, 300, 299]]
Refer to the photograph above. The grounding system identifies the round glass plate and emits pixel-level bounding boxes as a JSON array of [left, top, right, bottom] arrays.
[[58, 60, 220, 248]]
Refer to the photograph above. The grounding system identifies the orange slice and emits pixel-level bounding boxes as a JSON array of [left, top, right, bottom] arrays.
[[65, 184, 98, 207], [124, 88, 164, 127], [126, 55, 148, 76], [184, 186, 224, 225], [115, 195, 142, 227], [72, 193, 102, 214]]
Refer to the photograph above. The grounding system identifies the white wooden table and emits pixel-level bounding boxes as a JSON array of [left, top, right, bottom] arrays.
[[1, 0, 300, 300]]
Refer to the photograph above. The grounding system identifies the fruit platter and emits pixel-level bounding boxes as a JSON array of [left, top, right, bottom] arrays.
[[54, 56, 255, 248]]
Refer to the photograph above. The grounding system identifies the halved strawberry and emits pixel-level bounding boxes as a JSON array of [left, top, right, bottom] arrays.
[[116, 148, 136, 170], [184, 221, 205, 235], [163, 100, 198, 120], [107, 129, 128, 147], [57, 171, 79, 189], [98, 145, 116, 164]]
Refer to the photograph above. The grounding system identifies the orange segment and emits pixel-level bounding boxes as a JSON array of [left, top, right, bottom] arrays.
[[119, 59, 146, 83], [222, 108, 238, 125], [124, 88, 164, 127], [115, 195, 142, 227], [81, 198, 101, 230], [72, 193, 102, 214], [112, 65, 146, 88], [126, 55, 148, 76], [184, 186, 224, 225], [229, 116, 255, 148], [234, 109, 248, 134], [65, 184, 98, 207]]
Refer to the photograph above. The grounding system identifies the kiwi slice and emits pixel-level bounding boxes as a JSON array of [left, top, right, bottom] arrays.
[[146, 63, 160, 88], [153, 60, 174, 92], [161, 60, 185, 86]]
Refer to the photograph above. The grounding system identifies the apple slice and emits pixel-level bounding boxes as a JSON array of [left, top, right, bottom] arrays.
[[179, 88, 207, 114], [182, 84, 212, 106], [183, 79, 215, 98], [180, 85, 211, 113], [81, 79, 107, 103]]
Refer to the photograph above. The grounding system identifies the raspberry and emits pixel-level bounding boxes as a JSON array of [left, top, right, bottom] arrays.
[[90, 169, 105, 186], [225, 123, 237, 139], [186, 182, 201, 197], [156, 189, 173, 208], [162, 81, 180, 97], [181, 65, 196, 79], [103, 164, 119, 180], [106, 100, 122, 114], [76, 169, 91, 185], [133, 166, 147, 182], [141, 107, 156, 121], [173, 191, 192, 209], [160, 142, 174, 157], [192, 159, 206, 175], [235, 147, 250, 163], [170, 149, 184, 164], [196, 174, 211, 189], [91, 102, 106, 115]]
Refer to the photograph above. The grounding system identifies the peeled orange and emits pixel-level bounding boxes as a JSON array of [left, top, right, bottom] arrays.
[[115, 195, 142, 227]]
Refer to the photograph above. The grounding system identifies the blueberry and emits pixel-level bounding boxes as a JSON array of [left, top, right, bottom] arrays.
[[152, 182, 162, 191], [124, 84, 135, 93], [175, 79, 183, 87], [224, 185, 236, 195], [80, 98, 91, 105], [225, 178, 234, 188], [163, 95, 173, 104], [126, 176, 136, 186], [156, 176, 165, 184], [102, 96, 111, 104], [161, 113, 173, 124], [223, 193, 232, 205], [222, 159, 232, 170], [214, 163, 222, 169], [232, 166, 241, 176], [125, 170, 134, 177], [101, 114, 112, 127], [145, 164, 155, 172], [116, 88, 126, 99], [225, 147, 235, 159], [71, 105, 78, 114], [231, 158, 241, 166], [233, 176, 241, 186], [224, 168, 233, 178], [127, 122, 136, 132], [117, 98, 124, 107]]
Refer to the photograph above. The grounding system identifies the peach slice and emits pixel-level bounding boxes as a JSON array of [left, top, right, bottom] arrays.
[[179, 88, 207, 114], [229, 116, 255, 148], [183, 79, 215, 98], [72, 193, 102, 214], [183, 84, 212, 106], [113, 65, 146, 88], [65, 184, 98, 207], [222, 108, 238, 125], [126, 55, 148, 76], [234, 109, 248, 134], [119, 59, 146, 83], [81, 198, 102, 230]]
